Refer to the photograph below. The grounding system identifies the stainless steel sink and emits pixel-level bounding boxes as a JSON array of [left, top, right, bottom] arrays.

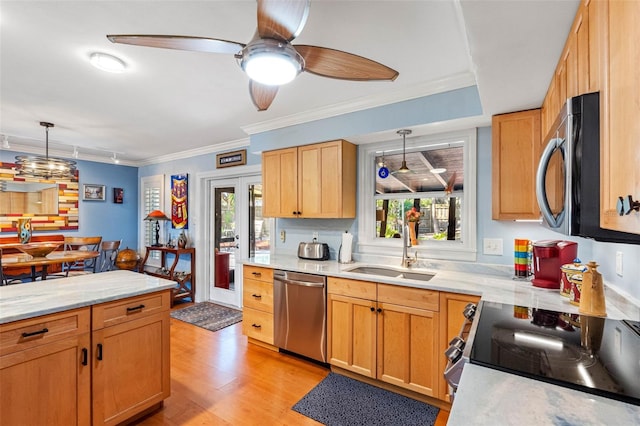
[[345, 266, 435, 282]]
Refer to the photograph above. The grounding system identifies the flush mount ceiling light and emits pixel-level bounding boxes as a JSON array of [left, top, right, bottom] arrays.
[[14, 122, 77, 179], [430, 168, 447, 174], [237, 39, 303, 86], [90, 52, 126, 73], [396, 129, 412, 174]]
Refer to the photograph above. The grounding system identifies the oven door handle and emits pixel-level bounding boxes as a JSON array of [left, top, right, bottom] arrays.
[[536, 137, 566, 228], [276, 278, 325, 288]]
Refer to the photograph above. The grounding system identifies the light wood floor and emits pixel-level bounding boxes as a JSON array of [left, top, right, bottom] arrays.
[[136, 303, 449, 425]]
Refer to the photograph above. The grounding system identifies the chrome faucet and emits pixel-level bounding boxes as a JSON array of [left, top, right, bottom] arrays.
[[401, 224, 417, 268]]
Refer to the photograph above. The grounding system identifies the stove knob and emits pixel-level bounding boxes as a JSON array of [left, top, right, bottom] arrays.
[[463, 303, 477, 320], [445, 345, 463, 363], [448, 336, 466, 350]]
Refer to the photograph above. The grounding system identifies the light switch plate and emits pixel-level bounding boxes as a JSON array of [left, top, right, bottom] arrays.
[[280, 230, 286, 243], [483, 238, 503, 256]]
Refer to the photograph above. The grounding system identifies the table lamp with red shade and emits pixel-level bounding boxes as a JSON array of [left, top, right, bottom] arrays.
[[144, 210, 170, 247]]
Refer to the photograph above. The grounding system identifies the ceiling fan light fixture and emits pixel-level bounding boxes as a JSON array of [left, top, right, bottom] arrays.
[[240, 39, 302, 86], [90, 52, 126, 73]]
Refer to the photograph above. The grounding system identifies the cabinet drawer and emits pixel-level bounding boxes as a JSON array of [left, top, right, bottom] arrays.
[[0, 308, 90, 357], [243, 279, 274, 313], [378, 284, 439, 311], [328, 277, 377, 300], [242, 307, 274, 344], [92, 290, 170, 330], [243, 265, 273, 283]]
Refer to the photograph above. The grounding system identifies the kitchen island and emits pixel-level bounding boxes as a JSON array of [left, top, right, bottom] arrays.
[[242, 255, 640, 424], [0, 270, 176, 426]]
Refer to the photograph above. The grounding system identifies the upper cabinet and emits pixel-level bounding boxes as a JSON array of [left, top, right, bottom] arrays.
[[262, 139, 357, 219], [601, 0, 640, 234], [492, 109, 542, 220]]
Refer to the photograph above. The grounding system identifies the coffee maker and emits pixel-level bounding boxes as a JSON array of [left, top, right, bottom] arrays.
[[531, 240, 578, 288]]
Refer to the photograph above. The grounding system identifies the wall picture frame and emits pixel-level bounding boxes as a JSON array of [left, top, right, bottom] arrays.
[[171, 174, 188, 229], [83, 184, 106, 201], [216, 149, 246, 169], [113, 187, 124, 204]]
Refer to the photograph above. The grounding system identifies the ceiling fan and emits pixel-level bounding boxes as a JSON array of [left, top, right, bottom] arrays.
[[107, 0, 399, 111]]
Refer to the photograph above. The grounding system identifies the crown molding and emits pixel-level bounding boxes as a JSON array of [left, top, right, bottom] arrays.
[[241, 72, 477, 135], [0, 142, 138, 167], [136, 137, 250, 167]]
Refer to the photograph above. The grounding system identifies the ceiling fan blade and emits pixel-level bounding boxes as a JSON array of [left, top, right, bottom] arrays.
[[107, 35, 244, 54], [257, 0, 310, 41], [295, 45, 399, 81], [249, 81, 279, 111]]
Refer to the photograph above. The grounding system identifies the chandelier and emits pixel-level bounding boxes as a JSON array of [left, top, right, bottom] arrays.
[[14, 122, 77, 179]]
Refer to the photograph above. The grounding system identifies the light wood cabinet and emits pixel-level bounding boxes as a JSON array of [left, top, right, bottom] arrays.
[[91, 291, 171, 426], [262, 139, 357, 218], [491, 109, 542, 220], [600, 0, 640, 235], [327, 277, 440, 398], [242, 265, 276, 346], [0, 308, 92, 425], [437, 292, 481, 402]]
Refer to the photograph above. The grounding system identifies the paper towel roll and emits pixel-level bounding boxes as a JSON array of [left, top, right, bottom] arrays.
[[340, 232, 353, 263]]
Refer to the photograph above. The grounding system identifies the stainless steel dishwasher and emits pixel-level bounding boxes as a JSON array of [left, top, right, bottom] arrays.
[[273, 269, 327, 363]]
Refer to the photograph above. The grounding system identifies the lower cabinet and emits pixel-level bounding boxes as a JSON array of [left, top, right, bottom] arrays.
[[92, 291, 171, 426], [0, 308, 92, 425], [327, 278, 440, 398], [241, 265, 275, 346], [0, 290, 171, 426]]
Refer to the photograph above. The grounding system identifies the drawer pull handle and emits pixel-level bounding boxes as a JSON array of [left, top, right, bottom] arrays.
[[97, 343, 103, 361], [81, 348, 88, 366], [251, 324, 262, 329], [252, 272, 262, 277], [21, 328, 48, 338], [126, 304, 145, 313], [251, 294, 262, 299]]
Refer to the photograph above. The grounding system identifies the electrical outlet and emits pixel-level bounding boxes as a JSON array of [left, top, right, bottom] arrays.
[[615, 251, 623, 276], [312, 231, 319, 240], [483, 238, 503, 256], [280, 230, 286, 243]]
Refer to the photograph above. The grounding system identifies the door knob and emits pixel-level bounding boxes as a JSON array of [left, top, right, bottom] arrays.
[[617, 195, 640, 216]]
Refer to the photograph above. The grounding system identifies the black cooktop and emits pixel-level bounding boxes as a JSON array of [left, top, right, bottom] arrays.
[[469, 302, 640, 406]]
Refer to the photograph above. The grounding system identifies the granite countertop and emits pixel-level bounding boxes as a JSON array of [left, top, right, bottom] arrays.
[[243, 255, 640, 422], [0, 270, 177, 324]]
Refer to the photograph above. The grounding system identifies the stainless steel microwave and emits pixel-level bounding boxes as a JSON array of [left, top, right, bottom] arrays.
[[536, 92, 639, 245]]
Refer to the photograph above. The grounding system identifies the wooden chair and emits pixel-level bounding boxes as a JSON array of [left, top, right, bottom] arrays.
[[99, 240, 121, 272], [62, 236, 102, 275]]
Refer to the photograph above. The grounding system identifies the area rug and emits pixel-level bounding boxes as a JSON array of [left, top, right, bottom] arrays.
[[292, 373, 440, 426], [170, 302, 242, 332]]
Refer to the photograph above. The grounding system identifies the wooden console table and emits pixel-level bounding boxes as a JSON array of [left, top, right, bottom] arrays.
[[141, 246, 195, 305]]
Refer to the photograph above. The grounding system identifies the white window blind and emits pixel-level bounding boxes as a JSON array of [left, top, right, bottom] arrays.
[[140, 175, 164, 260]]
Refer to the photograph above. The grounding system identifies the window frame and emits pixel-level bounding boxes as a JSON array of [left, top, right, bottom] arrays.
[[139, 174, 165, 264], [357, 129, 477, 262]]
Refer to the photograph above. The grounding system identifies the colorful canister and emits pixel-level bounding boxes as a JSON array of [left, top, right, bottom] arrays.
[[569, 274, 583, 306], [514, 239, 531, 278], [560, 261, 587, 297]]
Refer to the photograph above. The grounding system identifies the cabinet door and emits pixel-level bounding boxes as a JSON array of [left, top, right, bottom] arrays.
[[437, 292, 481, 401], [92, 311, 170, 426], [601, 0, 640, 235], [327, 293, 376, 378], [492, 109, 542, 220], [377, 302, 439, 397], [0, 333, 91, 425], [262, 147, 298, 218]]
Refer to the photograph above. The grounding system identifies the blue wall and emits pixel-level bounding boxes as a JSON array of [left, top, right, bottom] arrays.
[[1, 149, 138, 250]]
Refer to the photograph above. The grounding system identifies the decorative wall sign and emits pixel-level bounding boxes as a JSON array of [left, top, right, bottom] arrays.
[[216, 149, 246, 169], [83, 184, 105, 201], [113, 187, 124, 204], [171, 174, 188, 229]]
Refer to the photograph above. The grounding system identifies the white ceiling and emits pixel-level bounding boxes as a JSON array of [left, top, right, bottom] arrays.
[[0, 0, 579, 166]]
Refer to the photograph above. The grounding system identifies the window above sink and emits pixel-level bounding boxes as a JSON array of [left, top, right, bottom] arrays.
[[357, 129, 477, 262]]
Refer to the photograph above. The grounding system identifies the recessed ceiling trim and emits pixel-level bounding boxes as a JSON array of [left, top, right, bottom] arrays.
[[241, 72, 477, 135]]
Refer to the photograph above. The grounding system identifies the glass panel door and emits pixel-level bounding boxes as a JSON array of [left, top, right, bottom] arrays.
[[211, 181, 238, 307]]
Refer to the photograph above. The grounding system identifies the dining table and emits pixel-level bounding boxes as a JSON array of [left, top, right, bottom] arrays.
[[1, 249, 100, 282]]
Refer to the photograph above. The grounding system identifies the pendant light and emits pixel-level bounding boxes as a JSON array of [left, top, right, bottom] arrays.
[[14, 122, 77, 179], [396, 129, 412, 174]]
